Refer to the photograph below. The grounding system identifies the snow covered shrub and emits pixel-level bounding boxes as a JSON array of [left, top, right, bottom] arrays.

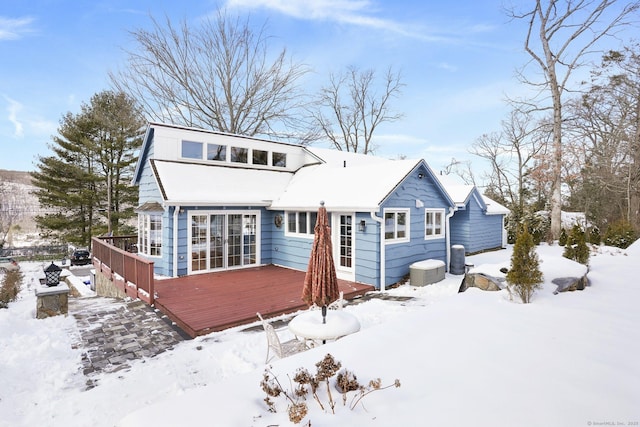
[[563, 224, 590, 265], [587, 226, 601, 245], [505, 210, 550, 245], [260, 353, 400, 424], [506, 226, 543, 304], [0, 270, 23, 309], [603, 220, 637, 249]]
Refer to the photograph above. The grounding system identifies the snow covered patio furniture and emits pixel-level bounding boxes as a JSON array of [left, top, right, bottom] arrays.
[[257, 313, 308, 363], [288, 309, 360, 347], [409, 259, 445, 286]]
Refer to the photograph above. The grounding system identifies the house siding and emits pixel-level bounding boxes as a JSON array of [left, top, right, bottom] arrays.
[[381, 167, 450, 286], [450, 196, 504, 254], [354, 212, 380, 287]]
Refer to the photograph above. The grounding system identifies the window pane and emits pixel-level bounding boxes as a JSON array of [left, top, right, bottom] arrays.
[[272, 152, 287, 167], [426, 212, 433, 236], [287, 212, 297, 233], [397, 212, 406, 238], [253, 149, 268, 165], [434, 212, 442, 235], [384, 212, 395, 239], [309, 212, 317, 235], [150, 214, 162, 256], [182, 141, 203, 159], [207, 143, 226, 161], [298, 212, 307, 234], [231, 147, 248, 163]]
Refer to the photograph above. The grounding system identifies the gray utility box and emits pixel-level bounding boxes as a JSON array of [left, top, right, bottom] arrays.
[[409, 259, 446, 286]]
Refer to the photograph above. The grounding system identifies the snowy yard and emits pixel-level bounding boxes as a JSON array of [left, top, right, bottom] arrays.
[[1, 243, 639, 426]]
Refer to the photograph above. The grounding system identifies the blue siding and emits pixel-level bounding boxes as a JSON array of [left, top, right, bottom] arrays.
[[354, 212, 380, 286], [381, 166, 450, 286], [450, 195, 505, 254]]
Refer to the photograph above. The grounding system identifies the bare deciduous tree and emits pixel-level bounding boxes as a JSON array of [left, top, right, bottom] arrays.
[[110, 10, 313, 142], [565, 45, 640, 229], [507, 0, 639, 238], [471, 110, 548, 212], [0, 181, 29, 248], [311, 66, 404, 154]]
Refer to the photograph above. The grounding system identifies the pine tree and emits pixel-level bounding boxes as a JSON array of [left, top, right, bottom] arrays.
[[32, 90, 145, 246], [506, 226, 543, 303]]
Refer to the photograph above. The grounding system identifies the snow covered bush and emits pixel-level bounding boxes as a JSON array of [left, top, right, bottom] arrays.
[[563, 224, 590, 265], [603, 220, 637, 249]]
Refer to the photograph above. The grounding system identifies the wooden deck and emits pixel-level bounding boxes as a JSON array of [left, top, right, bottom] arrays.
[[153, 265, 375, 338]]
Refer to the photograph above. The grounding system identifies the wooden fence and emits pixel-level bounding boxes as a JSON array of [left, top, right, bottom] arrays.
[[91, 236, 154, 305]]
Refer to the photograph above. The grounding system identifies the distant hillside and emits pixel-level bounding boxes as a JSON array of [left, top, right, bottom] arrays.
[[0, 169, 32, 186]]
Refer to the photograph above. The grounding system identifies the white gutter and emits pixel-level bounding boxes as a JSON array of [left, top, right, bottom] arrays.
[[173, 205, 180, 277], [445, 207, 456, 272], [370, 211, 385, 292]]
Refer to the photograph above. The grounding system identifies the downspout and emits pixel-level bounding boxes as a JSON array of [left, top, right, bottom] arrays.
[[173, 205, 180, 277], [370, 211, 385, 292], [445, 207, 455, 272]]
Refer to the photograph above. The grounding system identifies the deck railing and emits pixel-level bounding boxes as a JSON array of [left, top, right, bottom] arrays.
[[91, 236, 154, 305]]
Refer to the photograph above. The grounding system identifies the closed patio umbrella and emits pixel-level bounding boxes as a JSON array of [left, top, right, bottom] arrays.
[[302, 201, 340, 324]]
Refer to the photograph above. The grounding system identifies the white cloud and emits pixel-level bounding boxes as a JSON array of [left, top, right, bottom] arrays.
[[0, 16, 36, 40], [4, 96, 24, 138], [224, 0, 448, 41]]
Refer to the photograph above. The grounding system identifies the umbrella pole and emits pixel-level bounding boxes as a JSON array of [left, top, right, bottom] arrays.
[[322, 305, 327, 324]]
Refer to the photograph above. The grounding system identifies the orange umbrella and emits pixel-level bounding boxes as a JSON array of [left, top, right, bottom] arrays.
[[302, 202, 340, 323]]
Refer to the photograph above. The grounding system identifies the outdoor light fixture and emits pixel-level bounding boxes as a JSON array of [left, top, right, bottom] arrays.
[[359, 220, 366, 232], [418, 173, 424, 179], [44, 262, 62, 287]]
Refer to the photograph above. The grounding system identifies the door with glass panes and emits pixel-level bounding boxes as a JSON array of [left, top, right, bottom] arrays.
[[190, 211, 259, 273], [332, 212, 355, 281]]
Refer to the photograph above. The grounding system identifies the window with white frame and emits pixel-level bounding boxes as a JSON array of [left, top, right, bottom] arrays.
[[425, 209, 445, 239], [139, 213, 162, 256], [181, 140, 203, 159], [384, 209, 409, 243], [285, 211, 318, 236]]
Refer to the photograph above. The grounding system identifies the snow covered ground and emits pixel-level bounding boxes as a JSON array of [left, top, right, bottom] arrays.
[[1, 243, 639, 426]]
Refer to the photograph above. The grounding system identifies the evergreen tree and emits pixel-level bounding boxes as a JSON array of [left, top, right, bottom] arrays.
[[506, 226, 543, 304], [32, 90, 145, 246], [563, 224, 590, 265]]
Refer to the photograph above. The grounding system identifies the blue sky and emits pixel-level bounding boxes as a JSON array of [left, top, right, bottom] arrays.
[[0, 1, 546, 173]]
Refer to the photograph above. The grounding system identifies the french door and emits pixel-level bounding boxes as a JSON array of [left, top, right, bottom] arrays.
[[189, 211, 259, 273], [332, 212, 355, 281]]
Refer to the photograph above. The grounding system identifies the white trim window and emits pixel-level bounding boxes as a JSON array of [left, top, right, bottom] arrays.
[[139, 213, 162, 256], [285, 211, 318, 237], [425, 209, 445, 239], [384, 209, 409, 243]]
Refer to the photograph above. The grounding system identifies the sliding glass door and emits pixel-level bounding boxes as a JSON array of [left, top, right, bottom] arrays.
[[190, 211, 259, 273]]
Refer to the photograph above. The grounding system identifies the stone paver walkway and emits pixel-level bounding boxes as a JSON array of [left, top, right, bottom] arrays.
[[70, 297, 188, 388]]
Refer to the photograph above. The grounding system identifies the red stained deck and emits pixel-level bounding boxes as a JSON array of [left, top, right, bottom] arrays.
[[153, 265, 374, 338]]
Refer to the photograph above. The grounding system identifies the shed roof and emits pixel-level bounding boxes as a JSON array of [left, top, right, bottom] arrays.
[[150, 159, 294, 206]]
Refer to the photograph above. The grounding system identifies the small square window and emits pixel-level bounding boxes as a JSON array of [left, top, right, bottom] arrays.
[[207, 143, 226, 161], [231, 147, 248, 163], [272, 152, 287, 167], [181, 141, 203, 159], [253, 149, 268, 165]]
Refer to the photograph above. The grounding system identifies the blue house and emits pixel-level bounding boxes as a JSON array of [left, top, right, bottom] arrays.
[[132, 122, 507, 290]]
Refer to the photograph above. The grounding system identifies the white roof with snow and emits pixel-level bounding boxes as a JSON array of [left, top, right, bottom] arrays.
[[270, 158, 422, 211], [151, 160, 294, 206]]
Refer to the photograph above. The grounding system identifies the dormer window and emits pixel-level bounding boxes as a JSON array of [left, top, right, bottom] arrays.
[[231, 147, 248, 163], [253, 149, 268, 165], [207, 143, 226, 161], [181, 141, 203, 159], [273, 152, 287, 167]]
